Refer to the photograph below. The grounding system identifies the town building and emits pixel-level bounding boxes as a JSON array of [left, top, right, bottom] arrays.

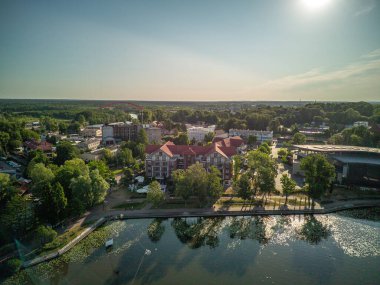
[[145, 141, 237, 183], [229, 129, 273, 143], [23, 140, 53, 154], [82, 124, 103, 137], [144, 127, 162, 144], [102, 122, 141, 145], [212, 136, 246, 153], [78, 138, 102, 151], [187, 125, 216, 142], [292, 144, 380, 188], [353, 121, 369, 128]]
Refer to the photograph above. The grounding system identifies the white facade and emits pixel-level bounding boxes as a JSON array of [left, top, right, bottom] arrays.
[[353, 121, 369, 128], [187, 125, 216, 142], [82, 124, 103, 137], [229, 129, 273, 143]]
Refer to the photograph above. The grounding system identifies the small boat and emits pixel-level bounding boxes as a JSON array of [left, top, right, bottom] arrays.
[[145, 249, 151, 256], [105, 239, 114, 249]]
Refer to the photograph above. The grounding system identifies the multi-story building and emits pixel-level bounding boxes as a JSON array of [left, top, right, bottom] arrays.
[[212, 136, 246, 153], [229, 129, 273, 143], [144, 127, 162, 144], [82, 124, 103, 137], [78, 138, 101, 151], [102, 122, 141, 145], [145, 141, 237, 183], [187, 125, 216, 142], [353, 121, 369, 128]]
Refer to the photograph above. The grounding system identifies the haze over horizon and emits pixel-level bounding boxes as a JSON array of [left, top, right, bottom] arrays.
[[1, 0, 380, 101]]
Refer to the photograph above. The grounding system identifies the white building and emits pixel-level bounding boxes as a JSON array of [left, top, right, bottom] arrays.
[[229, 129, 273, 143], [353, 121, 369, 128], [82, 124, 103, 137], [187, 125, 216, 142], [78, 138, 102, 151]]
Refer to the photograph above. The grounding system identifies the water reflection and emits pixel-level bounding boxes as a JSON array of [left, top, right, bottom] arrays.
[[298, 215, 330, 244]]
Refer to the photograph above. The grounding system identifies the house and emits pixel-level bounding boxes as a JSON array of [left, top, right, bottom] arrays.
[[212, 136, 246, 153], [23, 140, 53, 154], [145, 141, 237, 183]]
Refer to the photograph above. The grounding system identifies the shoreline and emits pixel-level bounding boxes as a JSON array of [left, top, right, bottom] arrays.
[[19, 199, 380, 268]]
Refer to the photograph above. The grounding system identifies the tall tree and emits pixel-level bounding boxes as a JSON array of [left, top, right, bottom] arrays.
[[280, 174, 296, 205], [233, 173, 252, 200], [172, 169, 192, 206], [207, 166, 223, 199], [292, 132, 307, 145], [55, 141, 79, 165], [137, 128, 149, 145], [300, 154, 335, 208], [90, 169, 109, 205], [147, 181, 164, 207]]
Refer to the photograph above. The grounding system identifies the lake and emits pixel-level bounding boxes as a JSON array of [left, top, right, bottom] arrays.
[[4, 208, 380, 285]]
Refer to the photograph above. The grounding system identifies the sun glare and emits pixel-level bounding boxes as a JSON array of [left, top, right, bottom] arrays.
[[301, 0, 332, 11]]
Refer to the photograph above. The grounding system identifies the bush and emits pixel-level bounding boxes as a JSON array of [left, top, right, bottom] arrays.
[[35, 225, 57, 246], [0, 258, 22, 278]]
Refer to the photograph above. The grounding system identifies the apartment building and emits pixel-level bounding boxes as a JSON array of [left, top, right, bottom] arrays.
[[145, 141, 236, 183], [187, 125, 216, 142], [228, 129, 273, 143], [82, 124, 103, 137], [102, 122, 141, 145]]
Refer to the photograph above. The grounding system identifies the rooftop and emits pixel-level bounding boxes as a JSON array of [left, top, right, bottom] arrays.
[[293, 144, 380, 154]]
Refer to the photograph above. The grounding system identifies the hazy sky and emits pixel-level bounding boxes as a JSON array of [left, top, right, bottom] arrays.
[[1, 0, 380, 101]]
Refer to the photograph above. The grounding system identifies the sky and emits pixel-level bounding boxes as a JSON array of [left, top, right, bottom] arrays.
[[0, 0, 380, 101]]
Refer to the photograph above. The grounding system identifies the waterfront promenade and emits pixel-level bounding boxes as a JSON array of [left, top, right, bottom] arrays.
[[19, 198, 380, 268]]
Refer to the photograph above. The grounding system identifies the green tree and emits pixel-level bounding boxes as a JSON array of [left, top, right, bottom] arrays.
[[232, 155, 242, 181], [174, 133, 190, 145], [90, 169, 109, 205], [32, 181, 67, 223], [88, 160, 113, 182], [280, 174, 296, 205], [116, 148, 134, 167], [204, 132, 215, 143], [0, 131, 10, 154], [137, 128, 149, 145], [147, 181, 164, 207], [70, 175, 93, 209], [247, 135, 257, 147], [121, 168, 134, 187], [207, 166, 223, 199], [186, 163, 208, 204], [0, 173, 17, 209], [292, 132, 307, 145], [2, 195, 34, 238], [55, 141, 79, 165], [35, 225, 57, 246], [29, 163, 55, 184], [300, 154, 335, 208], [172, 169, 192, 206], [233, 172, 252, 200]]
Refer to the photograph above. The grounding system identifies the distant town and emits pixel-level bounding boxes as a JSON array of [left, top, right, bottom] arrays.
[[0, 99, 379, 279]]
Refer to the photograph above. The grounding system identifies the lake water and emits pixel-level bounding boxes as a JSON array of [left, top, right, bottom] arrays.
[[4, 208, 380, 285]]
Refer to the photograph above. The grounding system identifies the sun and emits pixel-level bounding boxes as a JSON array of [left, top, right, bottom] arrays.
[[301, 0, 332, 11]]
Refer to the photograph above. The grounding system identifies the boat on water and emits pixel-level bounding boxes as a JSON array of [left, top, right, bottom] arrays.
[[105, 239, 114, 249]]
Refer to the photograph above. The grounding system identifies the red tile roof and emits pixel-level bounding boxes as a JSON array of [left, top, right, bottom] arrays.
[[213, 136, 244, 148], [145, 141, 237, 158], [24, 140, 53, 152]]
